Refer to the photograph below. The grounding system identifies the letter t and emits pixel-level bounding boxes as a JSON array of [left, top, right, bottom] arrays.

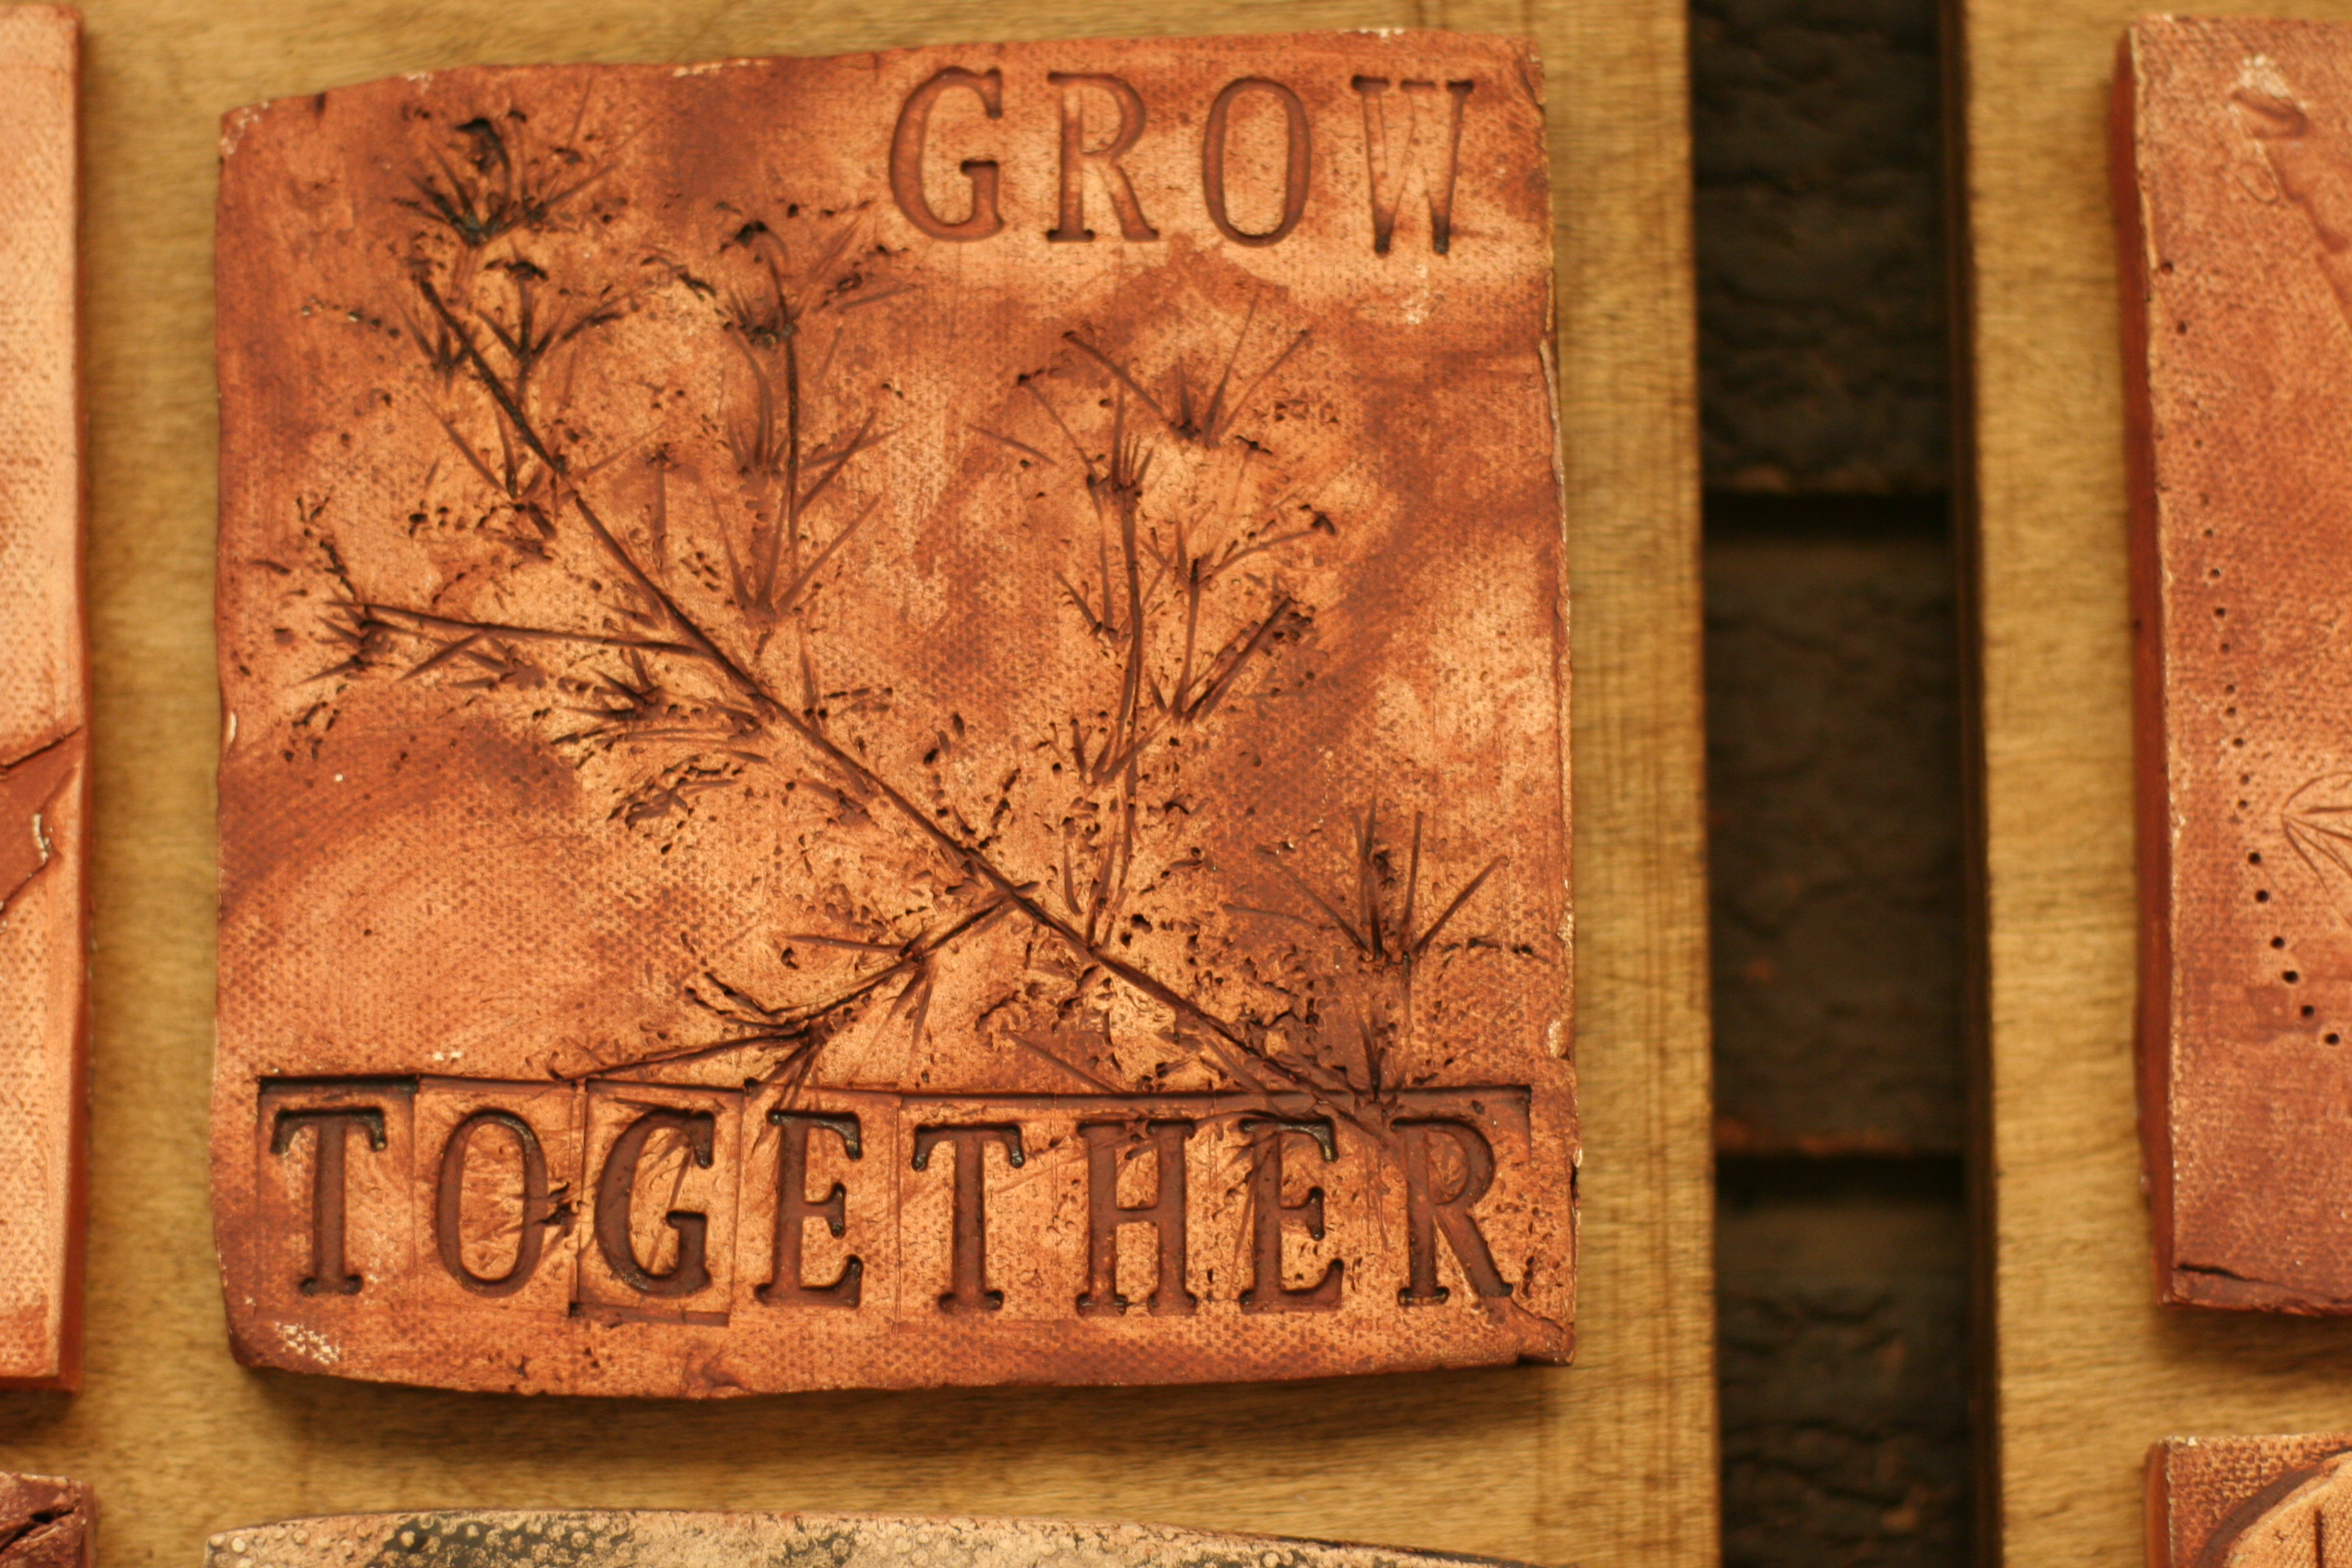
[[270, 1106, 386, 1296], [913, 1123, 1024, 1313]]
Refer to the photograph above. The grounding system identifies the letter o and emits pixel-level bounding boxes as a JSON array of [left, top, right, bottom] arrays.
[[435, 1109, 551, 1297], [1201, 77, 1311, 247]]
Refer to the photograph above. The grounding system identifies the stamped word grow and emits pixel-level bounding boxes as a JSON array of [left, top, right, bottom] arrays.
[[213, 30, 1572, 1396]]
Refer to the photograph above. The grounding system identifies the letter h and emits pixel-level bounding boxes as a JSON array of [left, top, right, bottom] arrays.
[[1076, 1120, 1196, 1317]]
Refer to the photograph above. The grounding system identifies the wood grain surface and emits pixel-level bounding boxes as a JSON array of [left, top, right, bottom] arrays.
[[1961, 0, 2352, 1561], [0, 5, 87, 1393], [0, 2, 1709, 1567]]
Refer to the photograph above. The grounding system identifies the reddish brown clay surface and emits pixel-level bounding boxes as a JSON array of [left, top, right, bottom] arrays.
[[209, 1513, 1523, 1568], [0, 1476, 92, 1568], [213, 31, 1573, 1396], [2144, 1434, 2352, 1567], [0, 6, 85, 1390], [2112, 17, 2352, 1312]]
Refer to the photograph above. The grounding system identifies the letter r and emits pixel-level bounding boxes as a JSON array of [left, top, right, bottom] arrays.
[[1396, 1118, 1512, 1304]]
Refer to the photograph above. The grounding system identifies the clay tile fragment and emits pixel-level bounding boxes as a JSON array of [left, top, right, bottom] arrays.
[[2147, 1434, 2352, 1567], [208, 1513, 1519, 1568], [2116, 16, 2352, 1313], [0, 1476, 94, 1568], [213, 31, 1574, 1397], [0, 4, 86, 1391]]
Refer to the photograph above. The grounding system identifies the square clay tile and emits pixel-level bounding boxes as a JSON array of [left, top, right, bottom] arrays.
[[2115, 17, 2352, 1311], [0, 5, 85, 1390], [213, 31, 1574, 1395]]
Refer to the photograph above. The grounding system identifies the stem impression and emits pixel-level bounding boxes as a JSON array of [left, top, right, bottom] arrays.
[[304, 112, 1508, 1144]]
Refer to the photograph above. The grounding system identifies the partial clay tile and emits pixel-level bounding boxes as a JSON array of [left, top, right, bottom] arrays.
[[2147, 1434, 2352, 1567], [0, 5, 86, 1390], [2115, 16, 2352, 1312], [211, 1513, 1516, 1568], [0, 1474, 93, 1568]]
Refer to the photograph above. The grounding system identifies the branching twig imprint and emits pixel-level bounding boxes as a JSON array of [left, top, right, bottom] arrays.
[[282, 111, 1514, 1148]]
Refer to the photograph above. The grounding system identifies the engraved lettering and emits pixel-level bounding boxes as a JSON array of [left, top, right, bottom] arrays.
[[1201, 77, 1311, 247], [758, 1110, 864, 1308], [889, 67, 1005, 240], [218, 30, 1578, 1393], [270, 1107, 386, 1296], [1075, 1120, 1196, 1317], [1352, 78, 1474, 254], [245, 1069, 1553, 1367], [1045, 72, 1158, 242], [1397, 1119, 1511, 1303], [1239, 1117, 1342, 1312], [434, 1109, 552, 1297], [912, 1122, 1024, 1313], [594, 1108, 717, 1298]]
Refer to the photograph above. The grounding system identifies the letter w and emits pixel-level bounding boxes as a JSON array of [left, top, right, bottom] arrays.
[[1353, 78, 1475, 254]]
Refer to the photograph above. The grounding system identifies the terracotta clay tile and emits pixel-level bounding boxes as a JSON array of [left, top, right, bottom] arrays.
[[2146, 1434, 2352, 1567], [2114, 16, 2352, 1311], [210, 1513, 1520, 1568], [0, 1475, 93, 1568], [212, 31, 1574, 1396], [0, 5, 84, 1390]]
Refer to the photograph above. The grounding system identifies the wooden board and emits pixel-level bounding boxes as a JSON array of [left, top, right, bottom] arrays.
[[1960, 0, 2352, 1560], [0, 4, 87, 1393], [0, 2, 1709, 1566]]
